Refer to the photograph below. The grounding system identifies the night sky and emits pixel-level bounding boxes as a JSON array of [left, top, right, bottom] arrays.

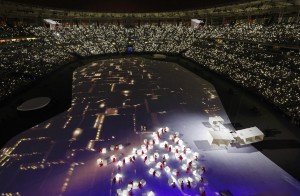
[[11, 0, 244, 12]]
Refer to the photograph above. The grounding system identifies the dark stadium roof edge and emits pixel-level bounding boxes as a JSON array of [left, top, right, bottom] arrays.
[[0, 0, 299, 20]]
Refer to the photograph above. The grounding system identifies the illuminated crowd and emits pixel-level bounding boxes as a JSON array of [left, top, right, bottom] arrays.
[[183, 40, 300, 121], [0, 25, 74, 98], [0, 25, 32, 39], [0, 23, 299, 123], [193, 24, 300, 45]]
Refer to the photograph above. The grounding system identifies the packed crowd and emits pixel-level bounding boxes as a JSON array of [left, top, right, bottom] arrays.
[[27, 24, 195, 56], [0, 26, 74, 99], [0, 23, 299, 122], [0, 25, 32, 39], [184, 40, 300, 121], [194, 24, 300, 45]]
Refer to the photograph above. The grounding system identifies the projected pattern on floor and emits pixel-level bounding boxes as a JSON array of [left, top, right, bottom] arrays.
[[0, 58, 299, 195]]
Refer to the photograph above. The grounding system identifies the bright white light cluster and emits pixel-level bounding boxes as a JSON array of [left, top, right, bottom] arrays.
[[95, 127, 207, 195]]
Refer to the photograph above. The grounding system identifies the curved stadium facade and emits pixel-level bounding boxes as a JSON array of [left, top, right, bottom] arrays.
[[0, 0, 300, 195]]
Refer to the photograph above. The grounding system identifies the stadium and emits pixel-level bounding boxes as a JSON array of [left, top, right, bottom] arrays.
[[0, 0, 300, 195]]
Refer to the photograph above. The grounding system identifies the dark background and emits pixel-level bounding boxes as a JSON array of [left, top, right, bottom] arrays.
[[9, 0, 244, 12]]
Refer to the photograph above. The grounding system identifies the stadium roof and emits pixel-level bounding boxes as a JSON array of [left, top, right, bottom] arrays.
[[8, 0, 244, 13]]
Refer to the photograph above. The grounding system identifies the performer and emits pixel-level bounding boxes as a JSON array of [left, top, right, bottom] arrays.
[[187, 180, 191, 188]]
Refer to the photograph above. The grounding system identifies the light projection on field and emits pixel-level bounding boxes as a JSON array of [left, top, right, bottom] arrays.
[[0, 58, 299, 196]]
